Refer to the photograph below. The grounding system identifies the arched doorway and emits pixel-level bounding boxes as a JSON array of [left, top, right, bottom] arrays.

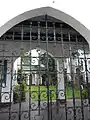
[[14, 48, 57, 86], [0, 7, 90, 120]]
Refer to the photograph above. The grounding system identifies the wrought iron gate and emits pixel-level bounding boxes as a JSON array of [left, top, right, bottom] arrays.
[[0, 15, 90, 120]]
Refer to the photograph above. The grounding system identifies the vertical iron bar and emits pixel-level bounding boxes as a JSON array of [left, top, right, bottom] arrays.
[[28, 21, 32, 120], [76, 36, 84, 120], [19, 24, 23, 120], [9, 31, 15, 119], [60, 24, 67, 120], [13, 31, 14, 41], [0, 61, 2, 102], [83, 41, 90, 109], [37, 22, 40, 47], [64, 68, 68, 120], [45, 14, 50, 120], [53, 22, 56, 46], [38, 49, 41, 115], [68, 33, 76, 120], [53, 22, 59, 115], [37, 22, 41, 115], [56, 65, 59, 114], [8, 53, 13, 120], [50, 90, 52, 120], [0, 44, 5, 102]]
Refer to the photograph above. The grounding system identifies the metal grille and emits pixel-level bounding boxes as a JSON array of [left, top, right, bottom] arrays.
[[0, 15, 90, 120]]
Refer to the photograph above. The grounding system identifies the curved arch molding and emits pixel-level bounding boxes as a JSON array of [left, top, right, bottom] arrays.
[[0, 7, 90, 46]]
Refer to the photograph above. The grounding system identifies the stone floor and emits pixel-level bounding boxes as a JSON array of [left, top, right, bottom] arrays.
[[0, 99, 90, 120]]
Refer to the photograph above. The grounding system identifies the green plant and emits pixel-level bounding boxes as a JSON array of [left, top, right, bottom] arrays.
[[82, 88, 88, 99], [17, 68, 27, 84], [13, 80, 27, 103]]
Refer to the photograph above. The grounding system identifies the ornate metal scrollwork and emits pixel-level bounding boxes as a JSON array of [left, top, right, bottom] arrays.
[[0, 14, 89, 120]]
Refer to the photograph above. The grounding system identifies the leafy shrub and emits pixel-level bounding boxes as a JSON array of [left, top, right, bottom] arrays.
[[13, 80, 27, 103], [82, 88, 88, 99]]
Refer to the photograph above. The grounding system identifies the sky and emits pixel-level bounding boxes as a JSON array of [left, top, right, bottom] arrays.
[[0, 0, 90, 31]]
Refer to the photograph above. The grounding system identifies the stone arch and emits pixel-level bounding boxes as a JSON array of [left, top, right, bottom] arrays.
[[14, 47, 57, 86], [0, 7, 90, 46]]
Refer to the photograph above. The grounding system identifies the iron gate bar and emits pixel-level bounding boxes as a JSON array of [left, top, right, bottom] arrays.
[[76, 35, 84, 120], [18, 24, 24, 120], [53, 22, 56, 47], [38, 49, 41, 116], [68, 33, 76, 120], [53, 23, 59, 118], [50, 90, 52, 120], [37, 22, 40, 47], [60, 23, 68, 120], [83, 42, 90, 109], [0, 44, 4, 102], [8, 53, 13, 120], [64, 68, 68, 120], [13, 31, 14, 41], [28, 21, 32, 120], [45, 14, 50, 120], [37, 21, 41, 116]]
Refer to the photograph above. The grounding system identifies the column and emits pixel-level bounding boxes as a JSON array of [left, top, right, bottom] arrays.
[[57, 59, 65, 100]]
